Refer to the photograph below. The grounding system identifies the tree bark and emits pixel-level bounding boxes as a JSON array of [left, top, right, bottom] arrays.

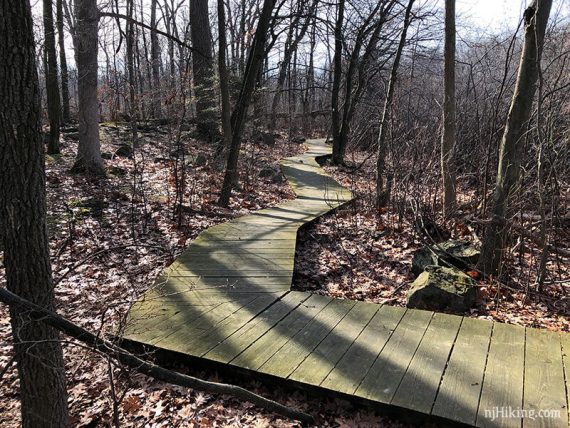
[[57, 0, 71, 123], [150, 0, 162, 118], [72, 0, 104, 175], [0, 0, 69, 425], [376, 0, 415, 207], [441, 0, 457, 217], [44, 0, 62, 154], [218, 0, 277, 206], [477, 0, 553, 275], [218, 0, 232, 154], [331, 0, 344, 164], [191, 0, 218, 139]]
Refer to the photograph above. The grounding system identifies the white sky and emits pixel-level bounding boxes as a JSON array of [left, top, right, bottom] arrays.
[[455, 0, 527, 32]]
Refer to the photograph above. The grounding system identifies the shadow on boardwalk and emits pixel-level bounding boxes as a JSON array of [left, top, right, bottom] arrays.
[[122, 140, 570, 428]]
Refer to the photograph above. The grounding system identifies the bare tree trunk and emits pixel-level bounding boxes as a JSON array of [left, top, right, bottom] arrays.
[[72, 0, 104, 175], [376, 0, 415, 207], [218, 0, 232, 154], [44, 0, 62, 154], [477, 0, 553, 275], [219, 0, 276, 206], [150, 0, 162, 118], [0, 1, 69, 426], [331, 0, 344, 164], [191, 0, 218, 138], [57, 0, 71, 123], [441, 0, 457, 217]]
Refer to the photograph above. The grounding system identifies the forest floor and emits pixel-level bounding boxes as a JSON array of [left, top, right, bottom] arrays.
[[0, 127, 413, 427], [293, 150, 569, 333]]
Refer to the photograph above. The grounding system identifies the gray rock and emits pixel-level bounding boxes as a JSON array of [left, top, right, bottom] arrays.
[[407, 265, 477, 312], [194, 153, 207, 166], [114, 143, 133, 158], [290, 135, 306, 144], [254, 131, 276, 146], [411, 240, 480, 276], [259, 166, 278, 178], [271, 172, 285, 183]]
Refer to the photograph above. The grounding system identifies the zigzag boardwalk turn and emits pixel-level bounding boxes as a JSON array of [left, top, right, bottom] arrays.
[[123, 140, 570, 427]]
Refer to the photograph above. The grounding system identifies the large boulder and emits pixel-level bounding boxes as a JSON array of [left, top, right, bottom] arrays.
[[253, 131, 276, 146], [411, 240, 480, 276], [407, 265, 477, 312]]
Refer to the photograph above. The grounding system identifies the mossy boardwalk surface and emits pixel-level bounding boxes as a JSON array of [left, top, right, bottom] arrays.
[[124, 140, 569, 427]]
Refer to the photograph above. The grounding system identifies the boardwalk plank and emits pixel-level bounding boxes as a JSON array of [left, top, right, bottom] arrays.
[[432, 317, 493, 426], [289, 301, 378, 386], [391, 312, 462, 413], [231, 293, 331, 370], [151, 275, 292, 293], [476, 322, 525, 428], [185, 293, 285, 357], [355, 309, 433, 403], [523, 329, 568, 428], [153, 293, 267, 350], [259, 298, 355, 378], [321, 305, 406, 395], [205, 292, 309, 363]]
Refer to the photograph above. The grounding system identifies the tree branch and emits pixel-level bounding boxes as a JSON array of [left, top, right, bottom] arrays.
[[0, 288, 315, 425], [98, 11, 209, 59]]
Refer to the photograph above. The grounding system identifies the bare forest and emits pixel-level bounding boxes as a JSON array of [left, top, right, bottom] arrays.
[[1, 0, 569, 426]]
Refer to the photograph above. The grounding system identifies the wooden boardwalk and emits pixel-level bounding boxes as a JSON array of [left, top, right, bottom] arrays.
[[123, 140, 570, 427]]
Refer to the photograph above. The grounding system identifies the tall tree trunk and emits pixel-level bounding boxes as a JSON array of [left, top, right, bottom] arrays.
[[376, 0, 415, 207], [191, 0, 218, 138], [218, 0, 232, 154], [57, 0, 71, 123], [302, 15, 316, 136], [218, 0, 276, 206], [150, 0, 162, 118], [0, 1, 69, 426], [331, 0, 344, 164], [441, 0, 457, 217], [44, 0, 62, 154], [72, 0, 104, 175], [477, 0, 553, 275]]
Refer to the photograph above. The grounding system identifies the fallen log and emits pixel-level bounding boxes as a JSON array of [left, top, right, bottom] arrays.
[[0, 288, 315, 425]]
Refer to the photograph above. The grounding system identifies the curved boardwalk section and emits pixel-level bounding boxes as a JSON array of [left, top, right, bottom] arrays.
[[124, 140, 570, 427]]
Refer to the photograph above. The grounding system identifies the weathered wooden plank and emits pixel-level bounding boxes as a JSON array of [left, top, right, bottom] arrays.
[[354, 309, 433, 403], [476, 322, 525, 428], [321, 304, 406, 395], [168, 256, 294, 274], [259, 298, 356, 378], [288, 300, 379, 386], [188, 238, 297, 250], [151, 275, 292, 293], [523, 329, 568, 428], [152, 293, 264, 349], [182, 293, 285, 357], [204, 291, 309, 363], [561, 333, 570, 426], [230, 293, 332, 370], [123, 291, 254, 344], [431, 317, 493, 426], [391, 312, 462, 413]]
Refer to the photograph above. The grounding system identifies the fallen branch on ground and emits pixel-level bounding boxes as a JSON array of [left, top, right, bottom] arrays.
[[0, 288, 315, 425]]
